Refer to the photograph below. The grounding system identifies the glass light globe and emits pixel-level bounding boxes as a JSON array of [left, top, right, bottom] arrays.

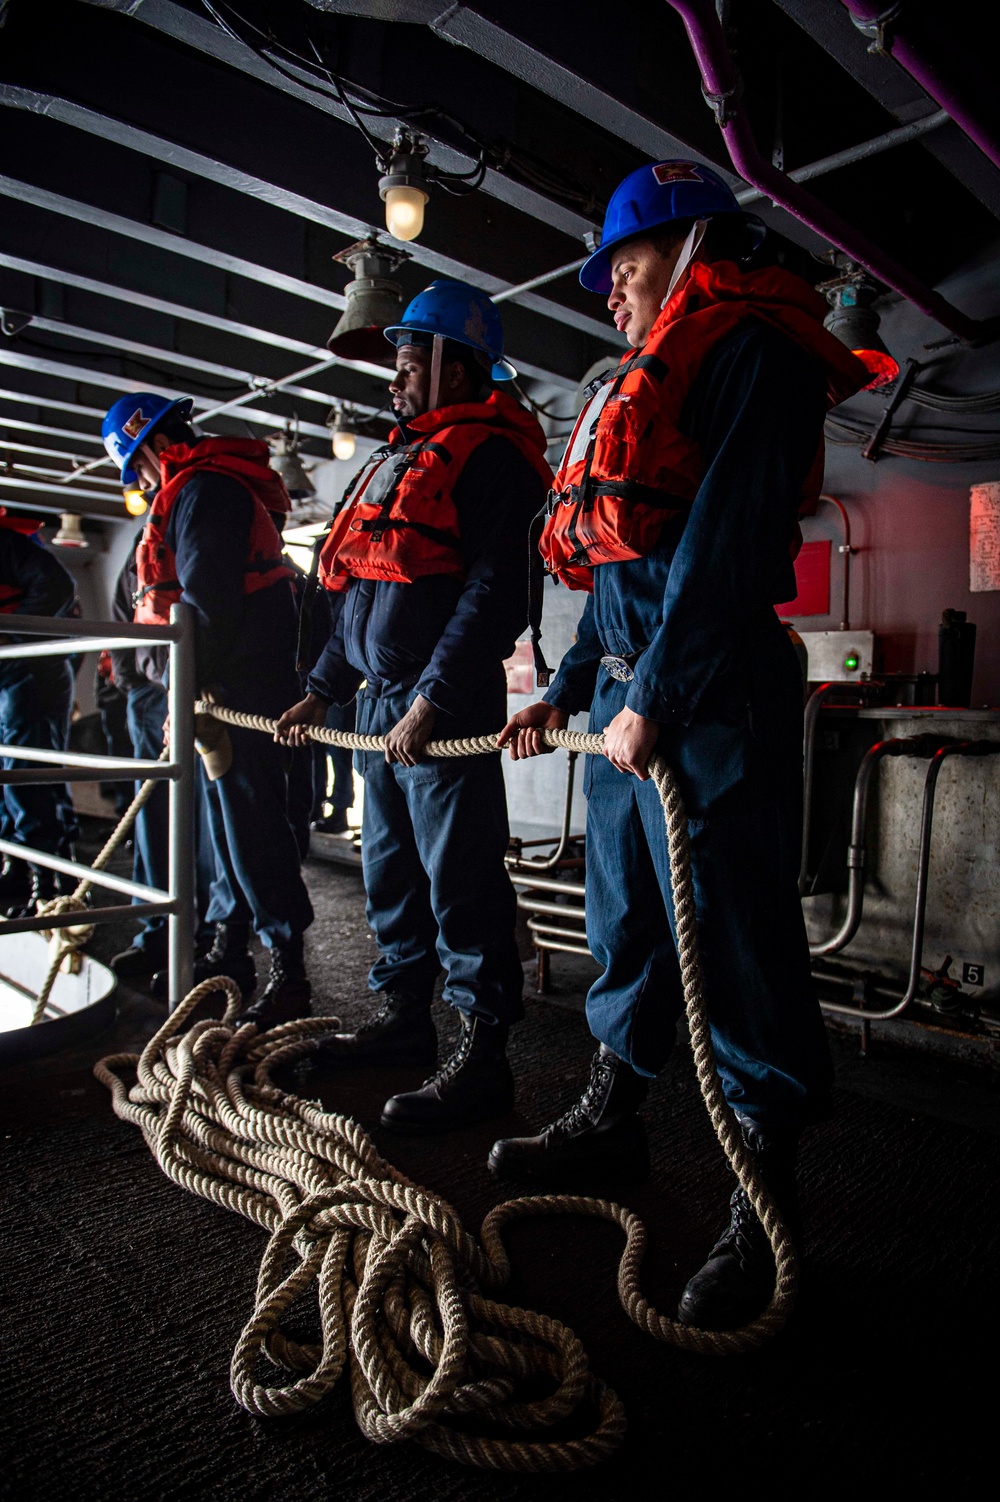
[[384, 184, 427, 242], [332, 429, 356, 462], [124, 488, 148, 516]]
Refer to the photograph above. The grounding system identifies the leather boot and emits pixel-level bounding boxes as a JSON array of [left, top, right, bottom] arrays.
[[677, 1120, 801, 1332], [8, 863, 76, 920], [237, 940, 312, 1030], [316, 991, 437, 1069], [380, 1013, 513, 1133], [194, 921, 257, 995], [0, 855, 31, 916], [488, 1043, 649, 1185]]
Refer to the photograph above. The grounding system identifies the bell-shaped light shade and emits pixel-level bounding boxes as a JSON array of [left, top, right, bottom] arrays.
[[51, 512, 89, 548], [332, 428, 356, 462], [124, 487, 148, 516], [824, 299, 899, 391], [384, 184, 427, 242]]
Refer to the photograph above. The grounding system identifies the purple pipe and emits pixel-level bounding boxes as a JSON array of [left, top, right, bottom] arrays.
[[665, 0, 983, 342], [839, 0, 1000, 171]]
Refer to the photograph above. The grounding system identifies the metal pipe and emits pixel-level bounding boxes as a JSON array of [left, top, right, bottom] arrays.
[[0, 613, 180, 642], [838, 2, 1000, 171], [492, 259, 587, 303], [799, 682, 839, 893], [526, 917, 593, 945], [516, 894, 587, 921], [0, 477, 128, 517], [819, 741, 1000, 1021], [167, 602, 196, 1009], [0, 836, 170, 903], [511, 873, 587, 899], [530, 937, 593, 957], [664, 0, 984, 342], [195, 356, 345, 426], [0, 635, 173, 660], [0, 900, 176, 937], [0, 765, 176, 785], [735, 109, 950, 204], [506, 752, 581, 874], [818, 494, 853, 631], [808, 734, 955, 958]]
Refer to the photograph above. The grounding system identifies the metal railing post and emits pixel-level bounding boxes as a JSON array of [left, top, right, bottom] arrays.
[[167, 602, 196, 1009]]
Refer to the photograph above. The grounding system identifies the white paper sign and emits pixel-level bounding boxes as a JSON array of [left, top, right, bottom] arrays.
[[970, 482, 1000, 593]]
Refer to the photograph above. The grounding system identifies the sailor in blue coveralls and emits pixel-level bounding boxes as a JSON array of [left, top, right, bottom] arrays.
[[0, 510, 79, 916], [276, 282, 550, 1134], [493, 162, 868, 1331], [101, 395, 314, 1027]]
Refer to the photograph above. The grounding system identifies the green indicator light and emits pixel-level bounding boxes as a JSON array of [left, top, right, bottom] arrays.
[[844, 653, 859, 672]]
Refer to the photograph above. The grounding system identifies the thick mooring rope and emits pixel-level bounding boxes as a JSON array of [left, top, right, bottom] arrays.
[[92, 702, 797, 1470], [30, 759, 164, 1024]]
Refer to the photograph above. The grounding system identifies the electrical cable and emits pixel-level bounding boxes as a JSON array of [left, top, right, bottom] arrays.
[[512, 381, 576, 423], [197, 1, 596, 212], [825, 414, 1000, 462]]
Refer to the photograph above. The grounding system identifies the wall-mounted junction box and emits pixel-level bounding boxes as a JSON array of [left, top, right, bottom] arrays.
[[799, 629, 875, 683]]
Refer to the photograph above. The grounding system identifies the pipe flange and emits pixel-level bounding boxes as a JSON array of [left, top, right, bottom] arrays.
[[849, 2, 905, 58]]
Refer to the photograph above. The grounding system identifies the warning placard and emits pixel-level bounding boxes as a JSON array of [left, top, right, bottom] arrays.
[[970, 482, 1000, 593]]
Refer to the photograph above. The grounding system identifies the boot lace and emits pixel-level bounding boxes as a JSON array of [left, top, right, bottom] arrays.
[[423, 1023, 475, 1088], [551, 1050, 617, 1134]]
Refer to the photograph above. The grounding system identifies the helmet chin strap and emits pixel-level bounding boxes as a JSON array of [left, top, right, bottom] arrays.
[[428, 333, 444, 413], [661, 218, 709, 308]]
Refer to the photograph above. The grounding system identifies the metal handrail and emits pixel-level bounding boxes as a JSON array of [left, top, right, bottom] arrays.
[[0, 605, 195, 1008]]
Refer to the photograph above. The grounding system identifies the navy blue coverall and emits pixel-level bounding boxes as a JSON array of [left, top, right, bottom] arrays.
[[308, 435, 546, 1026], [110, 532, 216, 962], [0, 528, 78, 858], [164, 475, 312, 950], [543, 321, 834, 1132]]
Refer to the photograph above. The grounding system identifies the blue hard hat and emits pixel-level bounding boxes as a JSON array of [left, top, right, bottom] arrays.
[[579, 160, 764, 295], [102, 393, 194, 486], [384, 279, 516, 381]]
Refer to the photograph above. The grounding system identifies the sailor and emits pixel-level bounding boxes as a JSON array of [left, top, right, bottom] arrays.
[[493, 162, 868, 1329], [276, 280, 551, 1132], [0, 507, 79, 916], [100, 395, 313, 1025]]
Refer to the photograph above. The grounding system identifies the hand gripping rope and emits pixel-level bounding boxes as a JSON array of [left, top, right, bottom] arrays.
[[93, 700, 798, 1472]]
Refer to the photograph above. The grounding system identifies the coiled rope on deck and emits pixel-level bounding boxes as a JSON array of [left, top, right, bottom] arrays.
[[93, 702, 798, 1470]]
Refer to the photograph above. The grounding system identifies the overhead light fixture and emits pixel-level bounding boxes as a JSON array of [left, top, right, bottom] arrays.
[[268, 420, 315, 500], [123, 487, 148, 517], [820, 268, 900, 390], [327, 236, 410, 362], [379, 129, 432, 242], [51, 513, 89, 549], [327, 403, 358, 462]]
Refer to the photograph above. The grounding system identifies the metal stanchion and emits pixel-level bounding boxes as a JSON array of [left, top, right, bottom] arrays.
[[167, 602, 196, 1009]]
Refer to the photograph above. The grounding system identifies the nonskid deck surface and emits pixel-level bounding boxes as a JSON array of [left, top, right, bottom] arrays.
[[1, 819, 997, 1498]]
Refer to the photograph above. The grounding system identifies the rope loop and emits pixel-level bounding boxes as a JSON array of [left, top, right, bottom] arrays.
[[87, 700, 799, 1468]]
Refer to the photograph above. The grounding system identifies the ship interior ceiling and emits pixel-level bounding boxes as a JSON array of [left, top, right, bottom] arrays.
[[2, 0, 1000, 1494]]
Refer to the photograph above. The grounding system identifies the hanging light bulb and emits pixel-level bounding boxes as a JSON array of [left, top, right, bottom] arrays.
[[51, 513, 89, 548], [378, 130, 432, 243], [820, 268, 899, 390], [327, 236, 411, 362], [327, 403, 358, 462], [123, 487, 148, 516], [268, 420, 315, 500]]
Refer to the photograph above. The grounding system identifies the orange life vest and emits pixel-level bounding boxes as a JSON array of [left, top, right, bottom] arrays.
[[0, 584, 25, 615], [134, 437, 293, 625], [539, 260, 870, 591], [318, 391, 552, 594]]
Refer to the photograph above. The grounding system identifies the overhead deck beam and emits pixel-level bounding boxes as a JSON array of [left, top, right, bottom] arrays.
[[0, 87, 620, 347], [0, 349, 336, 441], [83, 0, 597, 242]]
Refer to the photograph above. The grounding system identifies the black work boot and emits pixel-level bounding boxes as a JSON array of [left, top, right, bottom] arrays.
[[0, 855, 31, 915], [380, 1013, 513, 1133], [110, 944, 164, 979], [316, 991, 437, 1069], [488, 1043, 649, 1185], [237, 939, 312, 1030], [8, 864, 75, 920], [194, 921, 257, 996], [677, 1121, 801, 1332]]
